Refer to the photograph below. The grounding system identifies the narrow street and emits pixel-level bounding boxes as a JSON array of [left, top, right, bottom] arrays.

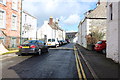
[[2, 43, 78, 79], [1, 43, 119, 79]]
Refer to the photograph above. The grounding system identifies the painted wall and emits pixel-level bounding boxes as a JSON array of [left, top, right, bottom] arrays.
[[37, 21, 53, 41], [106, 1, 119, 63], [22, 11, 37, 40], [78, 19, 90, 48]]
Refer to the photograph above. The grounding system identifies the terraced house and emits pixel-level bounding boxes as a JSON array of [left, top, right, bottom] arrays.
[[78, 0, 107, 49], [106, 0, 120, 63], [0, 0, 21, 48]]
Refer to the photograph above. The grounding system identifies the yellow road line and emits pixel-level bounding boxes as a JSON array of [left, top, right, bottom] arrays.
[[74, 47, 82, 80], [74, 46, 87, 80], [77, 53, 87, 80]]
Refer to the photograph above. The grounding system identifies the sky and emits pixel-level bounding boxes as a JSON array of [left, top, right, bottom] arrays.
[[23, 0, 98, 32]]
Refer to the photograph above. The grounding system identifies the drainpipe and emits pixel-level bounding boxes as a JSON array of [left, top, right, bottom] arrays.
[[20, 0, 23, 44]]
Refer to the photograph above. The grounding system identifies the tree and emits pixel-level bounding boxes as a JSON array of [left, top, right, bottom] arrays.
[[86, 29, 105, 45]]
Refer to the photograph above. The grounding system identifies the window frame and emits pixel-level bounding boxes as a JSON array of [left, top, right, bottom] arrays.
[[0, 8, 6, 29], [11, 14, 17, 30], [12, 0, 18, 11]]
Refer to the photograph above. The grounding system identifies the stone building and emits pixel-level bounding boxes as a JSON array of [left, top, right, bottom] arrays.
[[106, 0, 120, 63], [66, 31, 78, 43], [78, 0, 107, 48], [0, 0, 21, 48]]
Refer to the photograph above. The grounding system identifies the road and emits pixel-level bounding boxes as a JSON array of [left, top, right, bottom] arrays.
[[2, 43, 78, 79]]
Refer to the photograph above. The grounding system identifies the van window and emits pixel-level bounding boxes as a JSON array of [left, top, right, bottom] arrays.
[[52, 39, 55, 42], [48, 39, 51, 42], [48, 39, 55, 42]]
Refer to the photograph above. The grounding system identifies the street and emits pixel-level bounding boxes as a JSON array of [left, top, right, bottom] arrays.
[[1, 43, 119, 79], [2, 43, 78, 79]]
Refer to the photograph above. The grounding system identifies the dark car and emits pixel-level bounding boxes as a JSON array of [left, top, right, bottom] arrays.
[[65, 39, 70, 43], [17, 40, 49, 56], [94, 40, 106, 54], [58, 40, 62, 46]]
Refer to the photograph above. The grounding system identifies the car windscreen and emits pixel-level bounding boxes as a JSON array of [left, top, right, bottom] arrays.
[[23, 40, 37, 44], [97, 41, 102, 44], [52, 39, 55, 42], [48, 39, 55, 42], [48, 39, 51, 42]]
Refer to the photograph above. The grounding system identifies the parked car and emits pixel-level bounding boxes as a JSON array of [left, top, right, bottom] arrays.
[[17, 40, 49, 56], [59, 40, 67, 45], [94, 40, 106, 54], [58, 40, 62, 46], [65, 39, 70, 43], [47, 38, 59, 47]]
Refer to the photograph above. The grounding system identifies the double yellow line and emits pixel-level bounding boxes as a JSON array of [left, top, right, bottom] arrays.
[[74, 46, 87, 80]]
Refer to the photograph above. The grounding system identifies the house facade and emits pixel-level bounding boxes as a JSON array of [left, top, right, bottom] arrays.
[[78, 0, 107, 48], [66, 31, 78, 43], [37, 17, 65, 42], [0, 0, 21, 48], [21, 11, 37, 43], [106, 0, 120, 63]]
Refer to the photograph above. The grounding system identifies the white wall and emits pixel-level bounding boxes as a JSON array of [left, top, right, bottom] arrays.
[[107, 2, 119, 63], [22, 12, 37, 40], [37, 21, 53, 40]]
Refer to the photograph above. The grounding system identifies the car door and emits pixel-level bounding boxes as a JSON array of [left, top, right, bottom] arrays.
[[37, 41, 44, 49]]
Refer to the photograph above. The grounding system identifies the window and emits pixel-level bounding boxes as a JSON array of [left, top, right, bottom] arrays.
[[11, 14, 17, 30], [23, 40, 37, 44], [11, 37, 17, 48], [109, 3, 113, 20], [0, 37, 5, 44], [0, 0, 6, 5], [0, 9, 6, 28], [12, 0, 18, 10]]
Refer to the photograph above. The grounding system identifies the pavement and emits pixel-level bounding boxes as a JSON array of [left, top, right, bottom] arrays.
[[75, 44, 119, 79]]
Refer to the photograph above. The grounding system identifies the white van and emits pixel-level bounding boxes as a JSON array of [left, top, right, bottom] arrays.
[[47, 38, 59, 47]]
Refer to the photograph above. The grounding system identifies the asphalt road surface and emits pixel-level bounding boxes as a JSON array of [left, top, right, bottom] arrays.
[[2, 43, 78, 79]]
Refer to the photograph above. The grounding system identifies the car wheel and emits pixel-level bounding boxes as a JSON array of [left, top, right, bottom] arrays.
[[38, 49, 41, 55], [55, 45, 57, 48], [18, 53, 23, 56], [46, 48, 49, 53], [102, 49, 106, 54]]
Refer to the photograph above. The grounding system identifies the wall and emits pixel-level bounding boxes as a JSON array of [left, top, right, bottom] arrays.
[[22, 11, 37, 40], [37, 21, 53, 41], [89, 19, 107, 40], [0, 0, 21, 48], [118, 1, 120, 63], [106, 2, 119, 63], [79, 19, 89, 48]]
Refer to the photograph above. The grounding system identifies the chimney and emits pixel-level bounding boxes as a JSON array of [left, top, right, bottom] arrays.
[[49, 16, 53, 25]]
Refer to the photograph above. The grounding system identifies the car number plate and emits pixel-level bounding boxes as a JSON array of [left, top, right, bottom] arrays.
[[22, 46, 29, 48], [48, 44, 51, 45]]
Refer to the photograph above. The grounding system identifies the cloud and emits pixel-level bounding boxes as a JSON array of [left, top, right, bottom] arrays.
[[23, 0, 97, 31], [64, 14, 80, 25]]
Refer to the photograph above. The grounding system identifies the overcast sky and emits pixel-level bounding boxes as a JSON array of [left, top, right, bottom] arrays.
[[23, 0, 98, 32]]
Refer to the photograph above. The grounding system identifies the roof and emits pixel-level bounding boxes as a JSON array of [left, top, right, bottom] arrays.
[[86, 2, 107, 18], [23, 11, 37, 19]]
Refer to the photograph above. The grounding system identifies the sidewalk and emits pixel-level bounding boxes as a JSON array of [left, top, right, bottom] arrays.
[[75, 44, 119, 79]]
